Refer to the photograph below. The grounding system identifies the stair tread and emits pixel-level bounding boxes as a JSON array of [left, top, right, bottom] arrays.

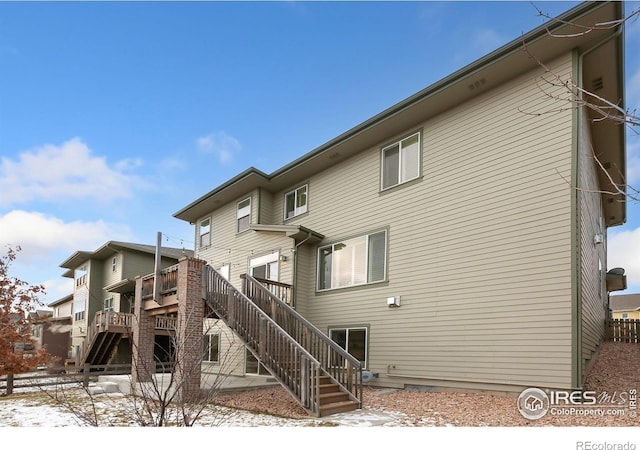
[[319, 400, 360, 416]]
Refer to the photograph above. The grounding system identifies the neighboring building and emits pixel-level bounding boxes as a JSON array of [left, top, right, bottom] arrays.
[[29, 307, 72, 370], [59, 241, 192, 365], [610, 294, 640, 320], [43, 294, 75, 368], [172, 0, 627, 399]]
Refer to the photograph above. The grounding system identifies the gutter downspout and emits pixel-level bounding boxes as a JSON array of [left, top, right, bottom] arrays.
[[291, 231, 313, 309], [572, 18, 624, 389]]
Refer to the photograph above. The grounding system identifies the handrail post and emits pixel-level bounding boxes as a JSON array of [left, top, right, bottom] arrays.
[[259, 317, 268, 360]]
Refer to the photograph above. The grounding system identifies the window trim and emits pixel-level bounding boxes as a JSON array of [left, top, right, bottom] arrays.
[[380, 131, 422, 191], [199, 217, 211, 248], [236, 197, 251, 233], [316, 229, 388, 292], [328, 325, 369, 370], [104, 297, 114, 312], [203, 333, 220, 363], [284, 184, 309, 220]]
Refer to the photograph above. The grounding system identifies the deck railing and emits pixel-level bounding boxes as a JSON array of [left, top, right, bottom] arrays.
[[251, 277, 293, 306], [203, 266, 326, 415], [78, 311, 134, 366], [78, 310, 177, 366], [240, 273, 362, 404], [141, 264, 179, 300]]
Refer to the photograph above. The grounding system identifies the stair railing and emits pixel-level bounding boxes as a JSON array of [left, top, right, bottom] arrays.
[[78, 311, 134, 366], [203, 265, 324, 415], [240, 273, 362, 407]]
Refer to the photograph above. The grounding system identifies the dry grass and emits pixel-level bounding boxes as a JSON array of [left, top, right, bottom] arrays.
[[212, 341, 640, 426]]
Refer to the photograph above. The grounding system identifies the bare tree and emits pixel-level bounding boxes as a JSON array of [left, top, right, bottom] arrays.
[[41, 314, 245, 426], [519, 3, 639, 202]]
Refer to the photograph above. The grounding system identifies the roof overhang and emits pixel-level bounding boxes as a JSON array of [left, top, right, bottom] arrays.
[[173, 1, 626, 226], [104, 278, 136, 294], [249, 224, 325, 245]]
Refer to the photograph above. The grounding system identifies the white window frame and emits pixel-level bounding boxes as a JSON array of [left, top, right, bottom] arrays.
[[203, 334, 220, 363], [237, 197, 251, 233], [621, 313, 629, 319], [111, 256, 117, 272], [317, 230, 387, 291], [284, 184, 308, 220], [381, 131, 421, 190], [218, 264, 230, 280], [249, 253, 279, 282], [199, 217, 211, 247], [104, 297, 114, 312]]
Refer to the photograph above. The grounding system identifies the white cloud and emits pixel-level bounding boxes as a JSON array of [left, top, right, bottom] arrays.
[[0, 138, 141, 207], [196, 131, 241, 164], [0, 210, 133, 263], [608, 226, 640, 290]]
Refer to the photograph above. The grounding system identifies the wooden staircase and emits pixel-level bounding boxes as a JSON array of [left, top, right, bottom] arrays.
[[78, 311, 132, 366], [203, 267, 362, 417]]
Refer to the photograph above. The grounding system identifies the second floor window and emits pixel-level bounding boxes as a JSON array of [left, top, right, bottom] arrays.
[[284, 184, 308, 220], [317, 230, 387, 291], [381, 132, 421, 190], [237, 197, 251, 232], [199, 217, 211, 247], [104, 297, 114, 312]]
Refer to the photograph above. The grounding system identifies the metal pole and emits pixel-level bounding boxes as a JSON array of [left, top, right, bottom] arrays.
[[153, 232, 162, 304]]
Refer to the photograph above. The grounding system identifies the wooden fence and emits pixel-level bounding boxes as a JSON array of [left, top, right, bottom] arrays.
[[606, 318, 640, 343], [0, 363, 172, 396]]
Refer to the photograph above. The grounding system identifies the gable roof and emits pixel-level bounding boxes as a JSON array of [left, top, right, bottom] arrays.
[[610, 294, 640, 312], [174, 1, 625, 227], [59, 240, 193, 270]]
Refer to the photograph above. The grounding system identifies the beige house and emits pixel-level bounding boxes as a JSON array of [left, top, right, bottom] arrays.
[[168, 1, 626, 407], [59, 241, 192, 365], [610, 294, 640, 320]]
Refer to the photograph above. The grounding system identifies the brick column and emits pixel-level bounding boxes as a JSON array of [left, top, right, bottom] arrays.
[[131, 275, 155, 387], [174, 257, 205, 402]]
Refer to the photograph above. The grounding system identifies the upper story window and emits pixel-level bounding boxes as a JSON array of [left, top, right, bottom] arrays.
[[317, 230, 387, 291], [199, 217, 211, 247], [284, 184, 308, 220], [237, 197, 251, 232], [111, 256, 117, 272], [104, 297, 114, 312], [381, 132, 421, 190], [75, 264, 88, 287]]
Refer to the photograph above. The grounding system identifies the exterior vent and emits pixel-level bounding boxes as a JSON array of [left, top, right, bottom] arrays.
[[468, 78, 487, 91], [592, 77, 604, 91]]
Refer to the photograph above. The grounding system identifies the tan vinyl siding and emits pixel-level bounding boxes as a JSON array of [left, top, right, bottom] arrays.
[[194, 53, 579, 390], [578, 109, 607, 380], [197, 190, 294, 376], [293, 53, 576, 390], [202, 319, 245, 376]]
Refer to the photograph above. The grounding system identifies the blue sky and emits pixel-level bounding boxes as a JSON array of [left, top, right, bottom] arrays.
[[0, 1, 639, 306]]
